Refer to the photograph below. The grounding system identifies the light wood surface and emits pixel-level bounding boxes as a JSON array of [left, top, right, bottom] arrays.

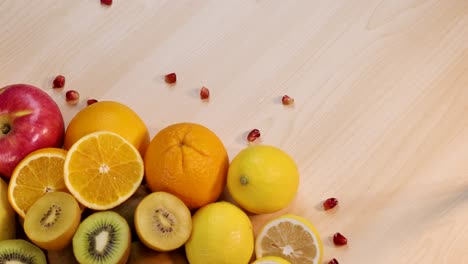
[[2, 1, 468, 263]]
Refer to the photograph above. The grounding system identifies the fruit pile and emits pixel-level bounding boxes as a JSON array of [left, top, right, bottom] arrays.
[[0, 83, 325, 264]]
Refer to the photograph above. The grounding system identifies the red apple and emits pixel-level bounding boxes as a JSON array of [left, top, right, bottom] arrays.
[[0, 84, 65, 179]]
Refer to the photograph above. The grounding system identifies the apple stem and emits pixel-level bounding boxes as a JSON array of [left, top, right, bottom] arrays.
[[1, 123, 10, 135]]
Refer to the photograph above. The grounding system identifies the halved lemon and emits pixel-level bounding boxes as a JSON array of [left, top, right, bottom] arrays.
[[8, 148, 68, 218], [64, 131, 144, 210], [255, 214, 323, 264], [253, 256, 292, 264]]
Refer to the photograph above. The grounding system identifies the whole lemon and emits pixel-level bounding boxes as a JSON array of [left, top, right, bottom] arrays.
[[64, 101, 150, 156], [227, 145, 299, 214], [185, 201, 254, 264]]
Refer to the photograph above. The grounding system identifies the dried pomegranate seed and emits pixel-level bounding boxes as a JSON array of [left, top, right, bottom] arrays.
[[87, 99, 98, 106], [247, 129, 261, 142], [200, 86, 210, 100], [329, 258, 339, 264], [282, 95, 294, 105], [165, 73, 177, 84], [323, 197, 338, 210], [53, 75, 65, 88], [333, 232, 348, 246], [65, 90, 80, 105], [101, 0, 112, 5]]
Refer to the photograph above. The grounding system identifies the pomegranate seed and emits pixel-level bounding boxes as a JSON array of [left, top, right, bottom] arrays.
[[329, 259, 339, 264], [65, 90, 80, 105], [323, 197, 338, 210], [87, 99, 98, 106], [282, 95, 294, 105], [53, 75, 65, 88], [101, 0, 112, 5], [165, 73, 177, 84], [247, 129, 260, 142], [333, 232, 348, 246], [200, 86, 210, 100]]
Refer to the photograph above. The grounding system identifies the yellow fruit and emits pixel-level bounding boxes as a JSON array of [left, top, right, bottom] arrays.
[[0, 177, 15, 240], [252, 256, 292, 264], [8, 148, 68, 218], [185, 201, 254, 264], [255, 214, 323, 264], [144, 122, 229, 209], [63, 101, 150, 157], [227, 145, 299, 214], [64, 131, 144, 210]]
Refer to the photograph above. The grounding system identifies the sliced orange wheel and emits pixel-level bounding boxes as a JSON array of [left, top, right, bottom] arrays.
[[255, 214, 323, 264], [64, 131, 144, 210], [8, 148, 68, 218]]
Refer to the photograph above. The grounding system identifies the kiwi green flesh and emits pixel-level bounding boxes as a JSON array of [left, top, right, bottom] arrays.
[[24, 192, 80, 246], [0, 239, 47, 264], [73, 211, 130, 264], [135, 192, 192, 251]]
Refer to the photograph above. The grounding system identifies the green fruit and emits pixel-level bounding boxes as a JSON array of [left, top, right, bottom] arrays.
[[72, 211, 131, 264], [0, 239, 47, 264]]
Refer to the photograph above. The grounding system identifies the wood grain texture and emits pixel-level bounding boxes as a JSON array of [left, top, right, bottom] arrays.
[[2, 0, 468, 263]]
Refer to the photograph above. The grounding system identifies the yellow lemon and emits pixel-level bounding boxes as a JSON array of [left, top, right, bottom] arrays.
[[252, 256, 292, 264], [185, 201, 254, 264], [227, 145, 299, 214], [255, 214, 323, 264], [64, 101, 150, 157]]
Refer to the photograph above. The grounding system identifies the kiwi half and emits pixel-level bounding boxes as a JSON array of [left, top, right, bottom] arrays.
[[134, 192, 192, 252], [24, 192, 81, 250], [72, 211, 131, 264], [0, 239, 47, 264]]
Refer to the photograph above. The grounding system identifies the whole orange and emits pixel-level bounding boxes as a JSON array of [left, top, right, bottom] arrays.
[[144, 122, 229, 209], [64, 101, 150, 156]]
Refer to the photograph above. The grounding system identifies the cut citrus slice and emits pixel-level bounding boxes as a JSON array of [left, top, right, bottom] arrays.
[[253, 256, 292, 264], [64, 131, 144, 210], [8, 148, 68, 218], [255, 214, 323, 264]]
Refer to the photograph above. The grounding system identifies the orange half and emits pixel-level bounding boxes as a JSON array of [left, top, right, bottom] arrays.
[[8, 148, 68, 218], [64, 131, 144, 210]]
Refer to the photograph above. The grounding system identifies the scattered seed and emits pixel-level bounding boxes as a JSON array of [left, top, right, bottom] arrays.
[[323, 197, 338, 210], [329, 258, 339, 264], [247, 129, 260, 142], [53, 75, 65, 88], [165, 73, 177, 84], [282, 95, 294, 105], [200, 86, 210, 100], [87, 99, 98, 106], [101, 0, 112, 5], [333, 232, 348, 246], [65, 90, 80, 105]]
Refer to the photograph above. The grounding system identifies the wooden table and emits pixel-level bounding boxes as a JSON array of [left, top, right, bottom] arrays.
[[2, 1, 468, 263]]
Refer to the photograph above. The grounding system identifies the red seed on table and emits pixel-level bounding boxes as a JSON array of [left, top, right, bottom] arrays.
[[87, 99, 98, 106], [101, 0, 112, 5], [200, 86, 210, 100], [53, 75, 65, 88], [329, 258, 339, 264], [65, 90, 80, 105], [323, 197, 338, 210], [333, 232, 348, 246], [165, 73, 177, 84], [247, 129, 260, 142], [282, 95, 294, 105]]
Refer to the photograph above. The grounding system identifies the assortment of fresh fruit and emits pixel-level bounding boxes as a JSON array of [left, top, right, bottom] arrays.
[[0, 82, 329, 264]]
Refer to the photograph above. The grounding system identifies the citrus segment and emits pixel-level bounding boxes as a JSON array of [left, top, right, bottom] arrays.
[[255, 214, 323, 264], [64, 131, 144, 210], [253, 256, 292, 264], [8, 148, 68, 218], [144, 123, 229, 209]]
